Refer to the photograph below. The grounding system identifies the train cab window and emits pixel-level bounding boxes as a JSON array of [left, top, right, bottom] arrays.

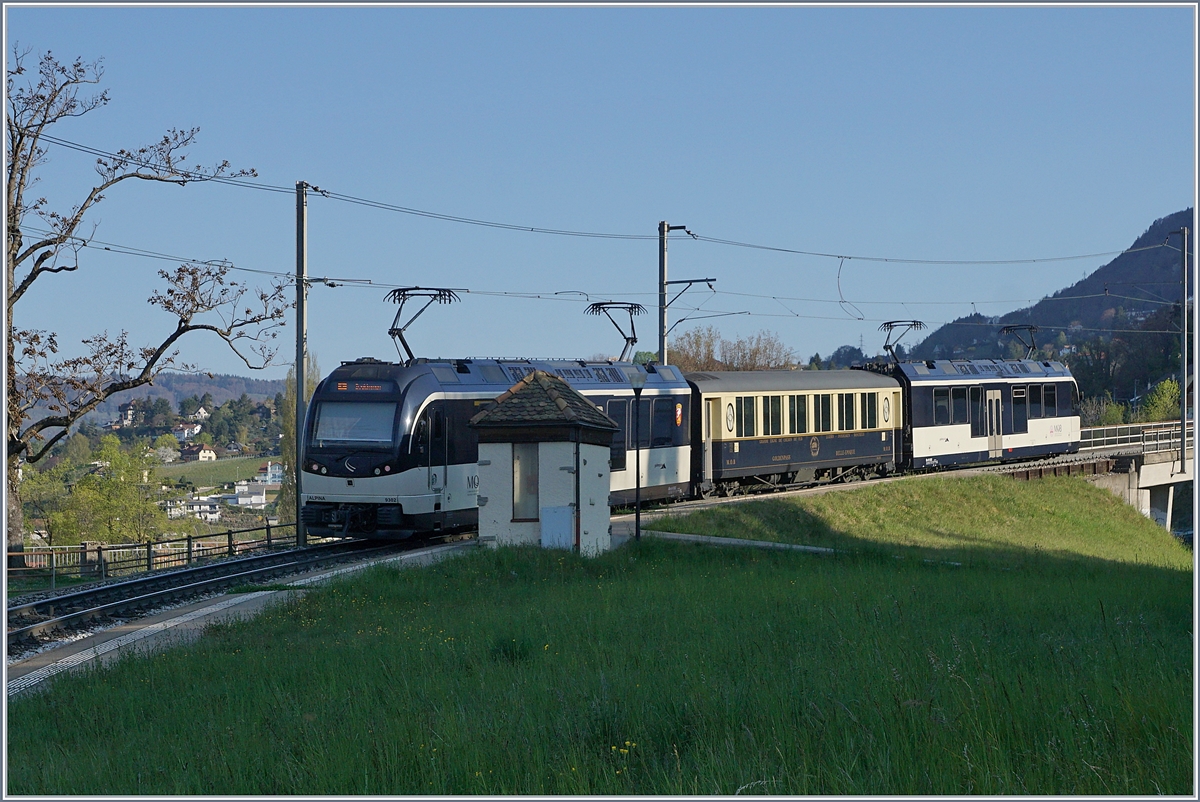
[[860, 392, 878, 430], [735, 396, 756, 438], [789, 395, 808, 434], [607, 399, 627, 470], [1029, 385, 1042, 418], [651, 398, 676, 447], [312, 401, 398, 448], [1012, 386, 1028, 433], [1043, 384, 1057, 417], [430, 407, 444, 440], [763, 395, 783, 436], [969, 387, 985, 437], [933, 388, 950, 426], [951, 387, 968, 425], [813, 394, 833, 432], [512, 443, 539, 521], [837, 393, 856, 431], [1070, 383, 1079, 415]]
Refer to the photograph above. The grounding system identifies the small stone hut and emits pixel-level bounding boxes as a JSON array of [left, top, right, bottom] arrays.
[[469, 370, 617, 555]]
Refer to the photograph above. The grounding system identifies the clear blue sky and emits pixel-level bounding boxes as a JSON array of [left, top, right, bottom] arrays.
[[6, 4, 1196, 381]]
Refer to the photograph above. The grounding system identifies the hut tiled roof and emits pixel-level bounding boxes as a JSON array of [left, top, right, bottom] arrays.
[[469, 370, 618, 430]]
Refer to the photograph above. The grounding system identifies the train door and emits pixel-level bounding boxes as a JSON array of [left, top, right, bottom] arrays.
[[432, 408, 451, 494], [704, 398, 720, 483], [986, 389, 1002, 458]]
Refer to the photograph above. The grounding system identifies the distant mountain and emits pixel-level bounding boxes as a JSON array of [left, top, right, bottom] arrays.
[[911, 208, 1193, 361]]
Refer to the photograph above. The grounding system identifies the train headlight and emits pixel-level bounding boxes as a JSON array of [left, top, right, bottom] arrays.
[[384, 465, 391, 472], [374, 468, 381, 475], [320, 466, 327, 475]]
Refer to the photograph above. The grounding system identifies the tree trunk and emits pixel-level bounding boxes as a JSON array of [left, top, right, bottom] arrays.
[[7, 457, 25, 567]]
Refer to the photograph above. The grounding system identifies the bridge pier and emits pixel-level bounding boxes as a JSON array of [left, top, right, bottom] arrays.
[[1087, 451, 1192, 531]]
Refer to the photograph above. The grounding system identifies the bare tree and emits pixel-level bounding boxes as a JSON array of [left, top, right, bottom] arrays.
[[6, 48, 289, 552], [669, 325, 796, 372]]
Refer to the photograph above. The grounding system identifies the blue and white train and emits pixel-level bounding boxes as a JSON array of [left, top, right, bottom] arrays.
[[298, 355, 1080, 538]]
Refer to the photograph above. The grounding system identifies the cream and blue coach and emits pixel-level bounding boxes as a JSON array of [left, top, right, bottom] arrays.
[[684, 370, 904, 495], [877, 359, 1081, 469]]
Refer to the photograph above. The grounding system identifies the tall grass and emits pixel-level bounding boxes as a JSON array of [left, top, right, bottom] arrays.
[[8, 508, 1192, 794]]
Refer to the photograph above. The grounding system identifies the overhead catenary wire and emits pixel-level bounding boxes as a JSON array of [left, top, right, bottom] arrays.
[[35, 132, 1178, 267], [21, 225, 1185, 331]]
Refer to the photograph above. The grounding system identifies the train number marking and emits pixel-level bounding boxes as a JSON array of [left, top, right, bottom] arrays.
[[467, 474, 480, 489]]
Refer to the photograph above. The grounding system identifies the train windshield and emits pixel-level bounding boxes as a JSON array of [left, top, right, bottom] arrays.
[[311, 401, 397, 447]]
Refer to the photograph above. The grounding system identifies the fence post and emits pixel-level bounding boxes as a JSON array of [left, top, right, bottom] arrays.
[[50, 549, 56, 591], [187, 535, 194, 565], [266, 522, 272, 548], [98, 545, 106, 579], [146, 541, 153, 572], [227, 530, 234, 557]]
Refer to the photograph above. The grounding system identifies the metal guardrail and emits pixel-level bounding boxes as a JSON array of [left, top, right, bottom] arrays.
[[7, 522, 298, 590], [1079, 421, 1193, 456]]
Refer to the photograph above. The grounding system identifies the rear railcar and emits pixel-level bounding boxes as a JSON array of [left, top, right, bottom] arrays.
[[880, 358, 1081, 469]]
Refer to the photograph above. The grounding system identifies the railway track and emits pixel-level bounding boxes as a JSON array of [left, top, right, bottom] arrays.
[[6, 538, 415, 652]]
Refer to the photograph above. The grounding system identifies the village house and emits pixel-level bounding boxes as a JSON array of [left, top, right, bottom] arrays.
[[228, 481, 269, 509], [255, 461, 285, 486], [180, 443, 217, 462], [173, 422, 203, 441], [189, 406, 211, 422], [166, 495, 222, 523]]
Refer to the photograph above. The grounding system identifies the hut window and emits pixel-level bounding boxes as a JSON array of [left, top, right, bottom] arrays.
[[512, 443, 539, 521]]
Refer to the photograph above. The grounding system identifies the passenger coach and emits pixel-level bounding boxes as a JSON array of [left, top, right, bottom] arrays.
[[685, 370, 904, 495], [868, 359, 1081, 469]]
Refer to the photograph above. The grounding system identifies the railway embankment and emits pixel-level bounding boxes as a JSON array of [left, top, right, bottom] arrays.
[[7, 475, 1192, 795]]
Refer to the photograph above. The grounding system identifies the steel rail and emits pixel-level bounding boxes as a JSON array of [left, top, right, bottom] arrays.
[[7, 540, 402, 647]]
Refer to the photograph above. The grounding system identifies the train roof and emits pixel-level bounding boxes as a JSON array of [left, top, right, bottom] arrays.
[[325, 356, 691, 392], [875, 358, 1075, 382], [685, 369, 899, 393]]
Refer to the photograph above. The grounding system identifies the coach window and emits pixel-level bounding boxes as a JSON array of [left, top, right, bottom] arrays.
[[789, 394, 808, 434], [607, 399, 627, 470], [837, 393, 856, 431], [635, 398, 652, 449], [512, 443, 539, 521], [933, 387, 950, 426], [860, 392, 878, 430], [969, 387, 985, 437], [951, 387, 968, 425], [735, 395, 757, 438], [1029, 384, 1042, 418], [1043, 384, 1057, 417], [651, 398, 675, 447], [763, 395, 783, 436], [1012, 386, 1028, 433], [814, 394, 833, 432]]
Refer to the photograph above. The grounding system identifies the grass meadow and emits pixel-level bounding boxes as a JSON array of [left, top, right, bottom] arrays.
[[160, 455, 265, 489], [7, 476, 1193, 795]]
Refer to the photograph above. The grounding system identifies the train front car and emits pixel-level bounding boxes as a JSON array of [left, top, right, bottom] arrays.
[[686, 370, 904, 495], [887, 358, 1081, 469], [300, 357, 694, 538], [299, 358, 486, 538]]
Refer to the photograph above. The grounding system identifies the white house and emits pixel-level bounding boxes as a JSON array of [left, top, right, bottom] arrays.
[[469, 370, 616, 556], [173, 422, 203, 441], [255, 461, 285, 486], [228, 481, 269, 509], [190, 406, 211, 422], [167, 495, 223, 522]]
